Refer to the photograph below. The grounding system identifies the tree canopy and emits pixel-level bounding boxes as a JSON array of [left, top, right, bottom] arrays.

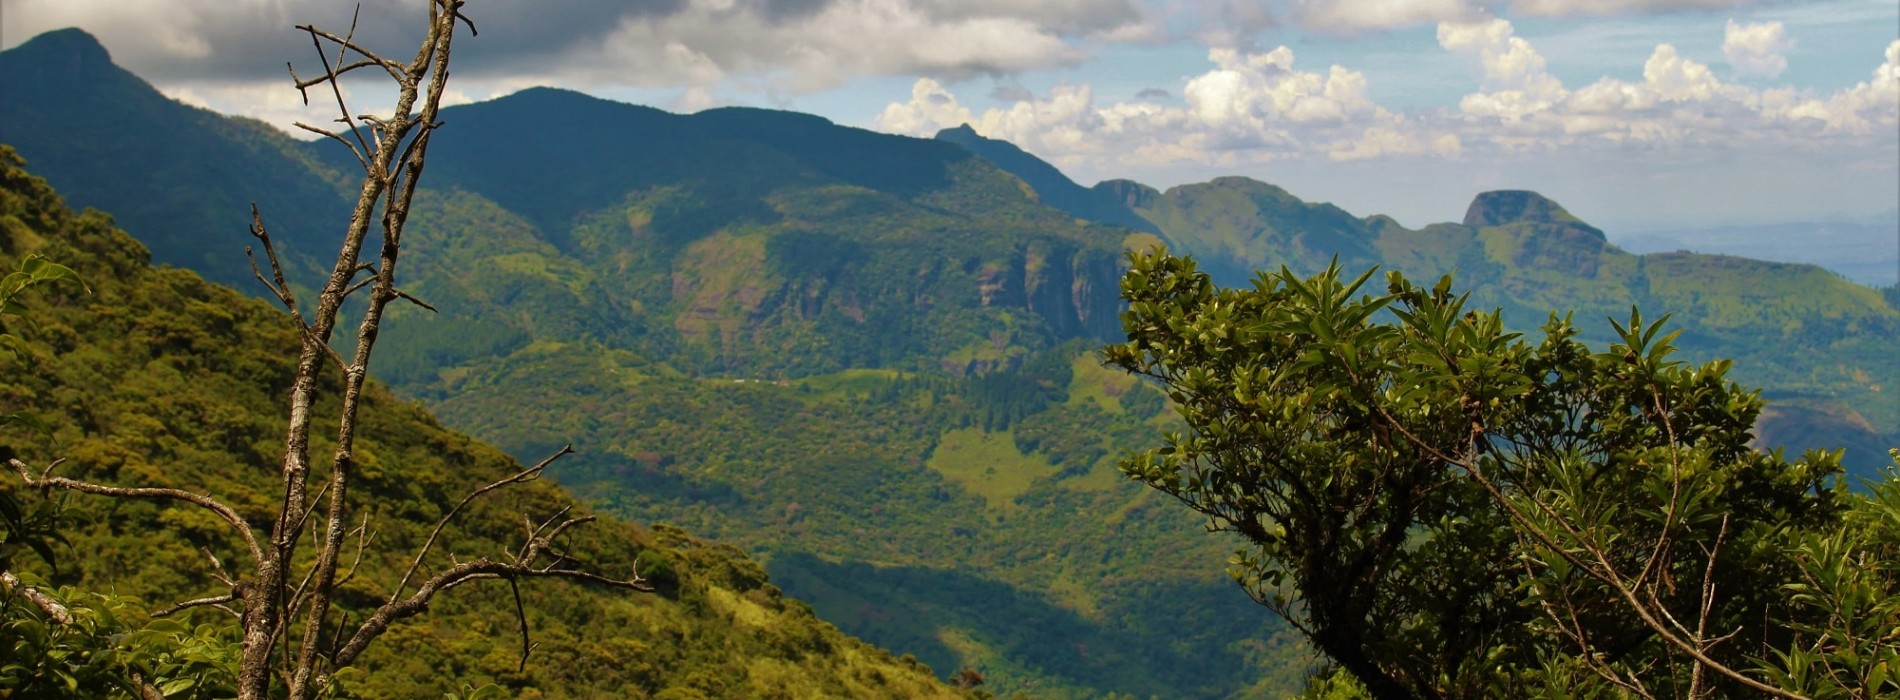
[[1106, 250, 1898, 699]]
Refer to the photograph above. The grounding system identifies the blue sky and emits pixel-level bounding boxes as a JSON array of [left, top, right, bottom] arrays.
[[5, 0, 1897, 232]]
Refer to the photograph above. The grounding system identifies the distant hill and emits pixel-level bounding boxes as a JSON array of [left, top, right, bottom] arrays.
[[1614, 215, 1900, 287], [0, 28, 345, 290], [317, 87, 1133, 379], [946, 137, 1899, 477], [0, 146, 961, 698]]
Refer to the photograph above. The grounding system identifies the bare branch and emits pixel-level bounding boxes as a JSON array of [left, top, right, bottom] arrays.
[[1375, 414, 1811, 700], [334, 515, 374, 590], [1, 570, 74, 624], [290, 25, 404, 82], [248, 205, 302, 316], [289, 122, 369, 172], [393, 288, 436, 313], [509, 578, 534, 672], [333, 555, 647, 669], [9, 458, 262, 565], [154, 593, 240, 619], [392, 445, 573, 602], [201, 547, 237, 589]]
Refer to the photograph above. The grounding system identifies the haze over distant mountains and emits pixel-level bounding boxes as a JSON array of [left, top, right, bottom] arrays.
[[4, 27, 1897, 698], [1614, 214, 1900, 288]]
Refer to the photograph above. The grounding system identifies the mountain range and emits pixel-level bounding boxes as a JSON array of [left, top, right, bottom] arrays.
[[4, 27, 1896, 698]]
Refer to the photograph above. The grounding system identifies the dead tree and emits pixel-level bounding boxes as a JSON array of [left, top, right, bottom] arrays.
[[6, 3, 648, 699]]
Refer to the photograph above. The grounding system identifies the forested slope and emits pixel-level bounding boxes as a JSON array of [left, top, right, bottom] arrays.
[[0, 147, 964, 699]]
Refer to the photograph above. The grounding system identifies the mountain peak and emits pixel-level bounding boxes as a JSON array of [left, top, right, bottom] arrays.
[[937, 123, 980, 139], [1464, 190, 1587, 229], [5, 28, 114, 66]]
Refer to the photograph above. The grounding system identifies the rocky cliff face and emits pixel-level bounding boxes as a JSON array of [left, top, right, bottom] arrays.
[[976, 243, 1124, 341], [1094, 179, 1161, 211]]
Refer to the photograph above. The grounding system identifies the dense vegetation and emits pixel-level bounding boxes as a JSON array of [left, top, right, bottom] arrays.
[[0, 148, 966, 698], [423, 340, 1312, 697], [1108, 252, 1899, 698]]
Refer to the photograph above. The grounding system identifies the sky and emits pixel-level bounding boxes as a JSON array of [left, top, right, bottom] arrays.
[[3, 0, 1897, 232]]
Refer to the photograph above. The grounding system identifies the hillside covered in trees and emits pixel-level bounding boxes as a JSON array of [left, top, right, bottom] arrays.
[[0, 147, 967, 698]]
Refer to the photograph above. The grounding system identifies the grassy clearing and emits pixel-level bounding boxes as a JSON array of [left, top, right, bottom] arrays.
[[796, 368, 910, 396], [1066, 353, 1136, 414], [926, 427, 1059, 510]]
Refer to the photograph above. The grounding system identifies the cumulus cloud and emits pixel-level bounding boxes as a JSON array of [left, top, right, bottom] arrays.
[[876, 78, 976, 135], [1437, 18, 1567, 121], [877, 44, 1442, 169], [875, 16, 1897, 183], [2, 0, 1146, 92], [1289, 0, 1474, 35], [1436, 18, 1897, 144], [1723, 19, 1794, 78], [1509, 0, 1764, 17], [1253, 0, 1775, 33]]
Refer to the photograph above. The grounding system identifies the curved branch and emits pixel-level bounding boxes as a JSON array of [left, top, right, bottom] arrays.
[[332, 556, 647, 669], [390, 445, 571, 602], [154, 593, 240, 619], [8, 458, 262, 566]]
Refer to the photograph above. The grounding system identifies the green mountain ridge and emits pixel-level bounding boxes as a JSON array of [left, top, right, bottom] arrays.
[[327, 86, 1131, 378], [0, 28, 345, 291], [932, 124, 1162, 237], [0, 147, 964, 698], [934, 142, 1898, 477]]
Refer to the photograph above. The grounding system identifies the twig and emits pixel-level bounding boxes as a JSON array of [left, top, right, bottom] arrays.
[[510, 577, 534, 672], [154, 593, 240, 619]]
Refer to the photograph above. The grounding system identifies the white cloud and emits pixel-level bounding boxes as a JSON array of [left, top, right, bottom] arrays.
[[877, 44, 1441, 168], [875, 78, 977, 134], [1762, 39, 1900, 133], [2, 0, 1145, 92], [1290, 0, 1474, 34], [1267, 0, 1775, 33], [1508, 0, 1763, 17], [1723, 19, 1794, 78], [875, 15, 1897, 186], [1438, 18, 1567, 121]]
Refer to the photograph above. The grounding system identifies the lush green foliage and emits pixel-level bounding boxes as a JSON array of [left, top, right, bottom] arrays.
[[1106, 251, 1897, 698], [0, 147, 963, 698], [1, 579, 240, 700]]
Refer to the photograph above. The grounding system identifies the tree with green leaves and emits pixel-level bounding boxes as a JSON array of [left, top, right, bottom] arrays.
[[1105, 251, 1896, 699]]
